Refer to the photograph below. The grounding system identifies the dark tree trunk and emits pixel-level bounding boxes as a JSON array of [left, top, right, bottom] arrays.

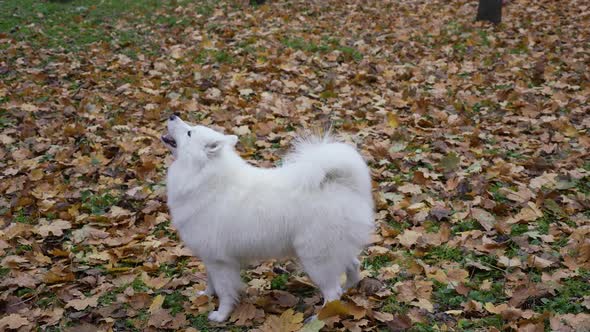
[[476, 0, 502, 24]]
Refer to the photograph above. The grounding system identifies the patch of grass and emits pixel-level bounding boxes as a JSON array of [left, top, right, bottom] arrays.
[[152, 220, 179, 241], [158, 261, 187, 278], [99, 291, 117, 306], [424, 221, 441, 233], [381, 295, 409, 314], [16, 287, 35, 298], [409, 323, 437, 332], [193, 49, 234, 64], [16, 244, 33, 254], [0, 109, 16, 129], [0, 0, 167, 50], [337, 45, 363, 61], [212, 50, 234, 64], [575, 176, 590, 194], [163, 290, 188, 315], [510, 223, 529, 236], [467, 282, 506, 304], [38, 292, 60, 308], [505, 150, 524, 160], [14, 210, 35, 224], [131, 277, 150, 292], [281, 36, 362, 61], [536, 213, 555, 235], [188, 314, 219, 332], [433, 281, 465, 311], [452, 219, 481, 234], [270, 273, 289, 290], [0, 267, 10, 278], [457, 315, 504, 330], [81, 191, 120, 215], [363, 255, 392, 273], [423, 245, 463, 263], [488, 182, 509, 203], [282, 36, 330, 53], [534, 273, 590, 314]]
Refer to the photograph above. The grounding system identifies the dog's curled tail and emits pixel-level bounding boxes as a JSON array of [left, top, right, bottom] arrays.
[[285, 135, 372, 198]]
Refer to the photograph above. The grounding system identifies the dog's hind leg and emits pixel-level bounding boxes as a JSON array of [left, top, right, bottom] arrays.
[[197, 269, 216, 297], [205, 261, 242, 322], [343, 258, 361, 290]]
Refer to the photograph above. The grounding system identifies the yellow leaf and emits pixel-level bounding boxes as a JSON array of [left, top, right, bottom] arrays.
[[29, 168, 44, 181], [387, 112, 400, 128], [257, 309, 303, 332], [149, 294, 165, 314], [317, 300, 366, 320]]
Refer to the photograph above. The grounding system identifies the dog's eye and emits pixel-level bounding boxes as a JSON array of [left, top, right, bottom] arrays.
[[187, 131, 191, 137]]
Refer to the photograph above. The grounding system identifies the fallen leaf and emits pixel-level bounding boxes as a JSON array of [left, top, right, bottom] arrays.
[[317, 300, 366, 320], [0, 314, 29, 330], [65, 295, 99, 311], [256, 309, 303, 332]]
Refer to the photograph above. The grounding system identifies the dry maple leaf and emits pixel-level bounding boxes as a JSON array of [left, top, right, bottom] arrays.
[[317, 300, 366, 320], [254, 309, 303, 332], [65, 295, 100, 311], [0, 314, 29, 330], [229, 303, 258, 326], [37, 219, 71, 237]]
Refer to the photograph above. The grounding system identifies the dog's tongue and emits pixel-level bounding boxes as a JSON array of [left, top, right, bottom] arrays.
[[161, 134, 177, 148]]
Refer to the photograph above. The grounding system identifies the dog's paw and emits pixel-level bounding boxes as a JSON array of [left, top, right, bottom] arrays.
[[197, 289, 213, 297], [208, 310, 229, 322]]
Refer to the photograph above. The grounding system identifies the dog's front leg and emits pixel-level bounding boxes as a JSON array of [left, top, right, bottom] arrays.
[[205, 261, 242, 322]]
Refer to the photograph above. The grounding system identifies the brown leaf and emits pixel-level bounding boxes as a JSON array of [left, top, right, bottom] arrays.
[[37, 219, 72, 237], [65, 295, 99, 311], [372, 311, 394, 322], [386, 314, 412, 331], [0, 313, 29, 330], [230, 303, 257, 326], [471, 208, 495, 232]]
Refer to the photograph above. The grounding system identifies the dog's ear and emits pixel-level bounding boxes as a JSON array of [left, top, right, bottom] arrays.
[[226, 135, 238, 147], [205, 140, 224, 156]]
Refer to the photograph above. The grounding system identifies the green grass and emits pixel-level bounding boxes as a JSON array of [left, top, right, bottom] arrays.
[[0, 0, 217, 51], [457, 315, 504, 330], [131, 277, 150, 292], [381, 295, 409, 314], [363, 255, 392, 273], [81, 191, 120, 215], [163, 291, 188, 315], [423, 245, 463, 263], [432, 281, 464, 311], [281, 36, 362, 61], [510, 223, 529, 236], [270, 273, 289, 290], [533, 271, 590, 314], [0, 267, 10, 278], [187, 314, 244, 332], [152, 220, 179, 241], [452, 219, 481, 234], [467, 282, 506, 304]]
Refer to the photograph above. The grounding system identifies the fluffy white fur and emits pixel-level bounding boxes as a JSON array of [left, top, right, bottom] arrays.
[[162, 115, 374, 322]]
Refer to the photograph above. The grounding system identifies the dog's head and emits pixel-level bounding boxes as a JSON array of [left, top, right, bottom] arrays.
[[161, 114, 238, 164]]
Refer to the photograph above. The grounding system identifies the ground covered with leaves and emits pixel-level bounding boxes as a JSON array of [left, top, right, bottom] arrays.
[[1, 0, 589, 331]]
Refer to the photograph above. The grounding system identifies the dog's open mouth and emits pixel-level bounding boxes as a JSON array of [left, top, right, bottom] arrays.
[[161, 134, 177, 148]]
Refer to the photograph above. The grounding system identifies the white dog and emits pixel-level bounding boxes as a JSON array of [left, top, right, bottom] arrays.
[[161, 114, 374, 322]]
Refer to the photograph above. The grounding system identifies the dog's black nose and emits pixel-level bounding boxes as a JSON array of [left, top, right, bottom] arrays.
[[169, 113, 180, 121]]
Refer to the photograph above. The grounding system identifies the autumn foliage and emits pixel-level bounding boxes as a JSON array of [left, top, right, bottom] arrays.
[[0, 0, 589, 331]]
